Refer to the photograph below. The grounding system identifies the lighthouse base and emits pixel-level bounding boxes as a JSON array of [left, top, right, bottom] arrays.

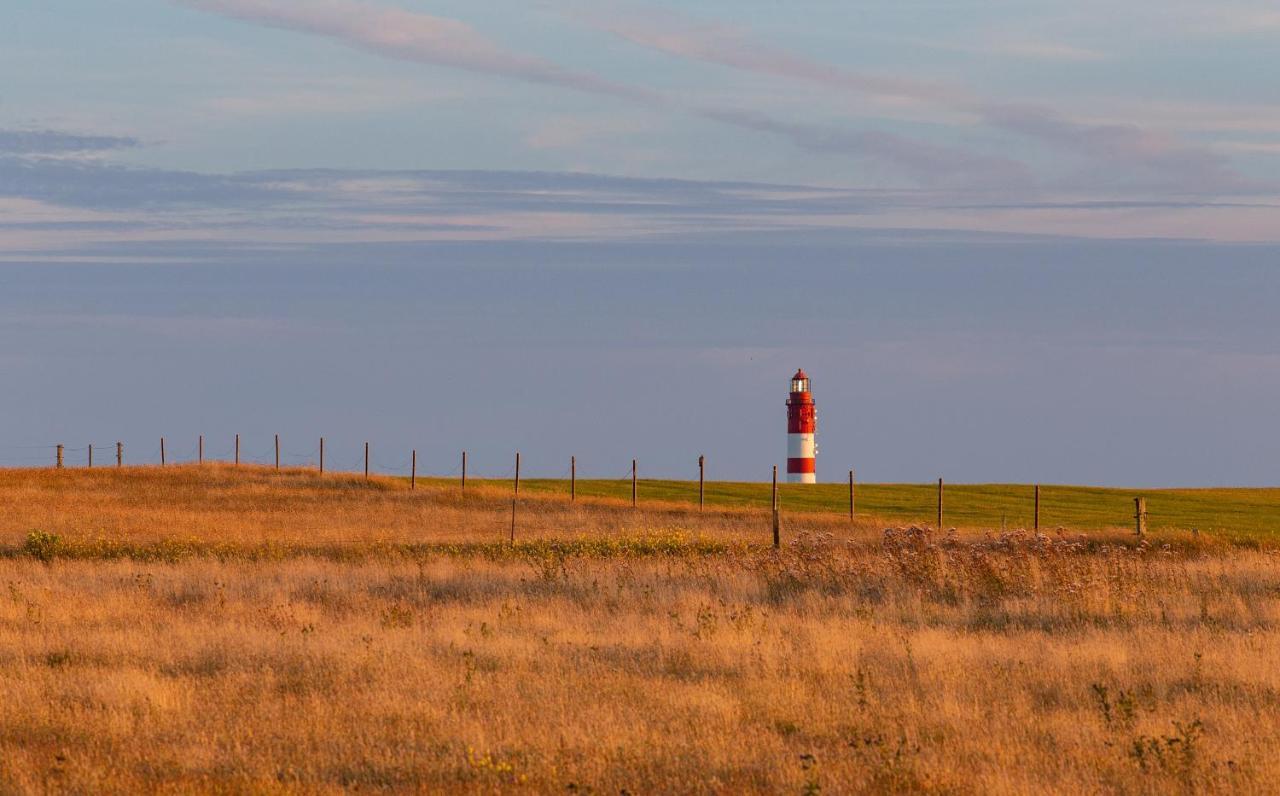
[[787, 472, 816, 485]]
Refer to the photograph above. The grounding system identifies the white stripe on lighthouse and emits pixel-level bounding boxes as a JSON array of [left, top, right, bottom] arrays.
[[787, 432, 816, 484], [787, 433, 815, 460]]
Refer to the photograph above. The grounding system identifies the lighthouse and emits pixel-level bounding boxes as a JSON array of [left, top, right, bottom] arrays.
[[786, 369, 817, 484]]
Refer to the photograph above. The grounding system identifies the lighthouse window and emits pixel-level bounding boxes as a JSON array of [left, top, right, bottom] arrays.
[[792, 379, 808, 392]]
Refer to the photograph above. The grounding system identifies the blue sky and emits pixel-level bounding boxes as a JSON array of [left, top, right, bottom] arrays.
[[2, 1, 1279, 484]]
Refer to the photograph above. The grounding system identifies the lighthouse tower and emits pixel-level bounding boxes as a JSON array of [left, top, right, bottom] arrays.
[[786, 369, 817, 484]]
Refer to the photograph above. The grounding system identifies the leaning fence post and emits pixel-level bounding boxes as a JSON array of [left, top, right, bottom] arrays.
[[364, 442, 369, 481], [772, 465, 780, 549], [160, 438, 166, 467], [1135, 497, 1147, 537]]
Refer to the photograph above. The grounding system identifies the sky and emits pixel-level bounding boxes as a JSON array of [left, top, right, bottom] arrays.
[[2, 1, 1279, 485]]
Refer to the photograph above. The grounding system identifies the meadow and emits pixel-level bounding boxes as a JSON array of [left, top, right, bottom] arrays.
[[2, 465, 1279, 793], [515, 477, 1280, 542]]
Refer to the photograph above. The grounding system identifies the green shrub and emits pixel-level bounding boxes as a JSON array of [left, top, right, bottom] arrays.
[[24, 530, 62, 562]]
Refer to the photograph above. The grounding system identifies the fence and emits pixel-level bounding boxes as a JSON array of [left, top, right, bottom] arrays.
[[1, 436, 1159, 544]]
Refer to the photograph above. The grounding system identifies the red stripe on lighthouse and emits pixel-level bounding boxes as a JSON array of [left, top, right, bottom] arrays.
[[787, 458, 816, 474]]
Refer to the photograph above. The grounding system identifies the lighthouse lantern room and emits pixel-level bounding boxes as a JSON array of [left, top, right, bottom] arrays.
[[786, 369, 817, 484]]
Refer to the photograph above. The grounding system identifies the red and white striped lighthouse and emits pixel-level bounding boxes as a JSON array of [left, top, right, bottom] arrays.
[[786, 369, 817, 484]]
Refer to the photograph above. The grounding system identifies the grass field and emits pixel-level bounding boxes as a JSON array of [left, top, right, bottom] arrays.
[[507, 477, 1280, 541], [2, 465, 1279, 792], [7, 463, 1280, 545]]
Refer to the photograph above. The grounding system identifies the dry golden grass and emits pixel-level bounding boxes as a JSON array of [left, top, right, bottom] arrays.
[[2, 466, 1278, 793], [0, 464, 868, 549]]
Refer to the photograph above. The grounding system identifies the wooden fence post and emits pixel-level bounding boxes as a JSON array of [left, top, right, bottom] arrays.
[[631, 459, 637, 508], [56, 445, 64, 469], [937, 477, 944, 529], [1034, 485, 1041, 531], [274, 435, 280, 471], [199, 435, 204, 465], [511, 452, 520, 543], [235, 434, 240, 466], [571, 455, 576, 502], [1135, 497, 1147, 537], [849, 469, 856, 519], [699, 455, 705, 511], [319, 438, 325, 474], [116, 442, 123, 467], [364, 442, 369, 480], [88, 444, 93, 469], [462, 451, 467, 493], [160, 438, 166, 467], [772, 465, 780, 549], [411, 449, 417, 490]]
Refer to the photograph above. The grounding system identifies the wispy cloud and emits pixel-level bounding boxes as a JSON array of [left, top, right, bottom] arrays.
[[907, 36, 1107, 62], [698, 108, 1032, 190], [175, 0, 1026, 191], [176, 0, 658, 103], [982, 40, 1107, 62], [583, 5, 1255, 194], [2, 154, 1278, 259], [0, 129, 140, 155], [979, 104, 1243, 193], [0, 156, 290, 209]]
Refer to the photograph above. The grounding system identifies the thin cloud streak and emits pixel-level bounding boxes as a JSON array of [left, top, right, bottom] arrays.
[[3, 155, 1279, 252], [0, 129, 141, 155], [699, 108, 1032, 190], [982, 40, 1107, 62], [980, 104, 1244, 193], [585, 5, 1255, 194], [177, 0, 657, 103], [176, 0, 1026, 191]]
